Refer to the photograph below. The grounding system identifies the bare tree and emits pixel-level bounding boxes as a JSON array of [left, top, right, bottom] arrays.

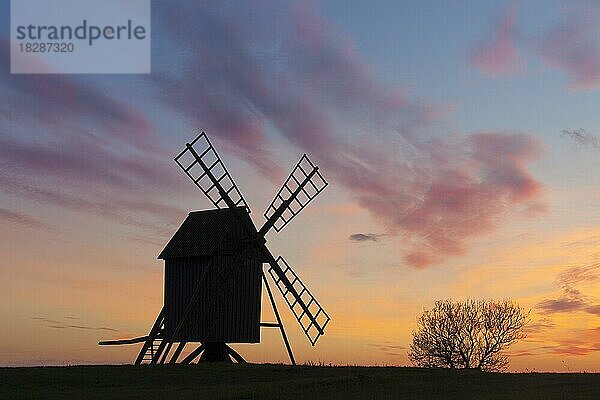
[[409, 299, 528, 372]]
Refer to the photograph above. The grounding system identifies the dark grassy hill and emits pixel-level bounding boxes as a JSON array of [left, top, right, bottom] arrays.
[[1, 364, 599, 399]]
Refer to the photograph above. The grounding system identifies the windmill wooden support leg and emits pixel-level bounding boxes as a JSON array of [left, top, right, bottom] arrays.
[[199, 343, 233, 363], [263, 272, 296, 365], [180, 343, 206, 364], [169, 342, 187, 364], [158, 341, 173, 364], [150, 339, 168, 364], [225, 345, 247, 364], [135, 307, 165, 365]]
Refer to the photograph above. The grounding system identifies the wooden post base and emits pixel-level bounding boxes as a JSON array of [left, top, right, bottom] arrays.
[[199, 343, 232, 363]]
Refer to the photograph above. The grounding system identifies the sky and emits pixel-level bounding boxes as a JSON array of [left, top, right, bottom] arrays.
[[0, 0, 599, 371]]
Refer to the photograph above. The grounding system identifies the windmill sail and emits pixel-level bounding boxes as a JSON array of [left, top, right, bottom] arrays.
[[174, 132, 249, 212], [268, 256, 330, 345], [261, 154, 328, 235]]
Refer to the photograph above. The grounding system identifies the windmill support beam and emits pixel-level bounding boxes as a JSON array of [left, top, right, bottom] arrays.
[[180, 344, 207, 364], [134, 307, 165, 365], [169, 341, 187, 364], [260, 322, 280, 328], [150, 339, 168, 364], [225, 345, 246, 364], [263, 272, 296, 366], [158, 341, 173, 364]]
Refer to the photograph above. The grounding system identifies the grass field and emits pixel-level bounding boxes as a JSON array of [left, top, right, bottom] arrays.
[[1, 364, 599, 399]]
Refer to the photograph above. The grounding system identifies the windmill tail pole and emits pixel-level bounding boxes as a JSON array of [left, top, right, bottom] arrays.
[[99, 336, 149, 345]]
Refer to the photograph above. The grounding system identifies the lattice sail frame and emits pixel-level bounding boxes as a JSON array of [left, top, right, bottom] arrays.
[[264, 154, 328, 232], [268, 256, 330, 345], [174, 133, 249, 212]]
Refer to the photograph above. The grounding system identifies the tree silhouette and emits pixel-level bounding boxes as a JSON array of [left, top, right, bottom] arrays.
[[409, 299, 528, 371]]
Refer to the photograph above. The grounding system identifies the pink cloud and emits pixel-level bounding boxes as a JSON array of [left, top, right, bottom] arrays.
[[0, 36, 186, 238], [340, 132, 543, 268], [153, 1, 545, 268], [0, 2, 546, 268], [536, 4, 600, 91], [0, 41, 155, 152], [471, 2, 600, 91], [0, 207, 48, 229], [471, 4, 522, 77], [537, 263, 600, 315]]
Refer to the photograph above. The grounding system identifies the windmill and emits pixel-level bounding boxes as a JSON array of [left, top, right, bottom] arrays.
[[99, 132, 330, 364]]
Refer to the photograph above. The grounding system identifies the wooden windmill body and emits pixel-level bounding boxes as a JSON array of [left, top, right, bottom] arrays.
[[100, 133, 330, 364]]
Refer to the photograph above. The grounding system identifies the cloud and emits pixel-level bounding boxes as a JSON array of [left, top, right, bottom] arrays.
[[523, 317, 555, 335], [349, 233, 383, 243], [507, 350, 537, 357], [537, 263, 600, 315], [541, 330, 600, 356], [535, 3, 600, 91], [0, 172, 182, 240], [469, 2, 600, 91], [153, 1, 544, 268], [548, 344, 600, 356], [0, 2, 546, 268], [0, 37, 190, 241], [388, 132, 543, 268], [561, 129, 600, 150], [368, 342, 406, 357], [470, 3, 522, 77], [537, 298, 586, 313], [518, 326, 600, 357], [47, 325, 118, 332], [31, 317, 61, 324], [0, 41, 155, 151], [585, 305, 600, 316], [0, 207, 48, 229], [0, 65, 188, 238], [31, 316, 118, 333]]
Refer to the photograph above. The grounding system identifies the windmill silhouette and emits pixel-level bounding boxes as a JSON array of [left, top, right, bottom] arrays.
[[100, 132, 330, 364]]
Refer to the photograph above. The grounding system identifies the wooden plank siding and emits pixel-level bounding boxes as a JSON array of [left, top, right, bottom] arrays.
[[164, 256, 262, 343]]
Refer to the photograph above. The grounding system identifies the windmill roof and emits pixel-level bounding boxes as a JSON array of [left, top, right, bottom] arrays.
[[158, 207, 258, 259]]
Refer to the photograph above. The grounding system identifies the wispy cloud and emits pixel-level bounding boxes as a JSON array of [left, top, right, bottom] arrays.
[[0, 37, 188, 241], [0, 207, 48, 229], [523, 317, 555, 335], [561, 129, 600, 150], [535, 2, 600, 91], [471, 1, 600, 91], [47, 325, 118, 332], [537, 263, 600, 315], [0, 173, 182, 240], [514, 325, 600, 357], [541, 331, 600, 356], [368, 342, 406, 357], [349, 233, 384, 243], [0, 2, 546, 268], [153, 1, 544, 268], [470, 3, 522, 77], [31, 316, 118, 333], [0, 41, 155, 151]]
